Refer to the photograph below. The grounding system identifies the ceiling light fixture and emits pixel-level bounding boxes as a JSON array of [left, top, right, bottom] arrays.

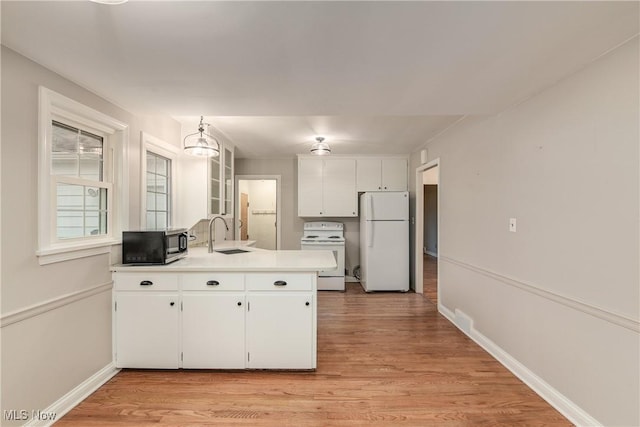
[[183, 116, 220, 158], [310, 136, 331, 156]]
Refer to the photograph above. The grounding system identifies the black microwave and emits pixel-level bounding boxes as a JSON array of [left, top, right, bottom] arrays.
[[122, 229, 188, 265]]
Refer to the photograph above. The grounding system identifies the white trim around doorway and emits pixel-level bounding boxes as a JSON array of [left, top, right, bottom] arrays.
[[414, 158, 440, 301], [234, 175, 282, 249]]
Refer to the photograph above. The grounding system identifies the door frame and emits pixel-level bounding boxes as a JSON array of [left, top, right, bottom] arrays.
[[414, 158, 440, 301], [234, 175, 282, 249]]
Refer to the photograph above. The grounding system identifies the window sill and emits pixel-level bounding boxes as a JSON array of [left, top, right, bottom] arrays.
[[36, 238, 120, 265]]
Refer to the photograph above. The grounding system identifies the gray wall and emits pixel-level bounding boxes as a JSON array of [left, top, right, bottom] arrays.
[[0, 47, 182, 424], [409, 37, 639, 425], [235, 158, 360, 276], [423, 185, 438, 255]]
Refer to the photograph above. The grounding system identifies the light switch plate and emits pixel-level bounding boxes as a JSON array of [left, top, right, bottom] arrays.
[[509, 218, 517, 233]]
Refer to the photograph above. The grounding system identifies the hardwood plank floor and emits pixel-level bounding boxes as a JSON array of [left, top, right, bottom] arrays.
[[57, 284, 570, 426]]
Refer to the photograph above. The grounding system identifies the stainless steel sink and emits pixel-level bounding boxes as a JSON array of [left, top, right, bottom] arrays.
[[215, 248, 250, 255]]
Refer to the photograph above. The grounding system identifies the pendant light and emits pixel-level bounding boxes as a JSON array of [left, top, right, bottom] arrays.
[[183, 116, 220, 158], [310, 136, 331, 156]]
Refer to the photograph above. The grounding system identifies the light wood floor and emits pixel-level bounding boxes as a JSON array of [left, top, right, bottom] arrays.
[[58, 284, 570, 426], [423, 254, 438, 305]]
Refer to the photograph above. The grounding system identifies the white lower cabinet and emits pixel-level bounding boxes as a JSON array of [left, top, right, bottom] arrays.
[[182, 293, 246, 369], [115, 292, 180, 369], [247, 293, 314, 369], [113, 271, 316, 370]]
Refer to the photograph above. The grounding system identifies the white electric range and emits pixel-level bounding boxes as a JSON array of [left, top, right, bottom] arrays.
[[300, 222, 345, 291]]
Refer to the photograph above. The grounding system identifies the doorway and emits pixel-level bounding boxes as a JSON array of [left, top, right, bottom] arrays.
[[235, 175, 281, 250], [414, 160, 439, 307]]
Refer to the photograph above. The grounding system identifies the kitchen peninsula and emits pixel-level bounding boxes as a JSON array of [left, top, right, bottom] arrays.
[[111, 246, 336, 371]]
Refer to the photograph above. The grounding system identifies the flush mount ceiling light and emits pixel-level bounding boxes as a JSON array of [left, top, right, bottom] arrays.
[[183, 116, 220, 158], [310, 137, 331, 156]]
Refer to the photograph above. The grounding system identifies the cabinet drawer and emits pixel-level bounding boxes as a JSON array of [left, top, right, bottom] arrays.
[[246, 273, 314, 291], [114, 272, 179, 291], [181, 273, 244, 291]]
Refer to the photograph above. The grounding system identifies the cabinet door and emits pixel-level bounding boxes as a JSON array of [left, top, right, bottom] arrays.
[[223, 146, 234, 216], [247, 293, 314, 369], [381, 158, 408, 191], [115, 292, 180, 368], [209, 155, 222, 215], [298, 157, 324, 216], [323, 158, 357, 217], [182, 293, 246, 369], [356, 158, 382, 191], [209, 145, 235, 217]]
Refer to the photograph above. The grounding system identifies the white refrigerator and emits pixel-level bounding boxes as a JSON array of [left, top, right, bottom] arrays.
[[359, 191, 409, 292]]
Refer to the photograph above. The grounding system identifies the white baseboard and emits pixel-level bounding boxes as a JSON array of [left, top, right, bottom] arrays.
[[24, 363, 120, 427], [345, 275, 358, 283], [438, 304, 602, 427], [425, 251, 438, 258]]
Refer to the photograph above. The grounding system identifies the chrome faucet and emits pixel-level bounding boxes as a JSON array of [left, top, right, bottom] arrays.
[[208, 215, 229, 253]]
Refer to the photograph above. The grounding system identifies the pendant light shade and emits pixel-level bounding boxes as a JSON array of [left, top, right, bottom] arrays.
[[310, 137, 331, 156], [183, 116, 220, 158]]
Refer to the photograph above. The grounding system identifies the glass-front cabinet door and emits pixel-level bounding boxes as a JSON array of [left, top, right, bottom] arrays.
[[208, 144, 234, 217]]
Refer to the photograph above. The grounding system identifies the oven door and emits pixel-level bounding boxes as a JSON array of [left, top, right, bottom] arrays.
[[300, 242, 344, 277]]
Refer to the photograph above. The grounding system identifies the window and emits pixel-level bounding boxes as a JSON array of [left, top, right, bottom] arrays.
[[52, 121, 109, 239], [145, 152, 171, 229], [38, 87, 128, 264], [141, 132, 178, 229]]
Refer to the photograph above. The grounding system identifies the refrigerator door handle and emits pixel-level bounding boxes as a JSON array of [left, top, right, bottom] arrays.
[[367, 221, 373, 248], [367, 193, 373, 218]]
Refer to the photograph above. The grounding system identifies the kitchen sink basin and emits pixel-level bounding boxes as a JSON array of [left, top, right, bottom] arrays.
[[215, 248, 250, 255]]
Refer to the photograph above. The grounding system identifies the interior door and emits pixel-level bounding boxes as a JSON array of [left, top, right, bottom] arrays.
[[240, 192, 249, 240]]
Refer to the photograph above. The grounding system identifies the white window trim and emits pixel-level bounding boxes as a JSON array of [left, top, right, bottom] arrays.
[[37, 86, 129, 265], [140, 132, 179, 229]]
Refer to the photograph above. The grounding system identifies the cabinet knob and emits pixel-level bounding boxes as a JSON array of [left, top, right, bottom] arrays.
[[170, 302, 175, 306], [274, 280, 287, 287], [305, 302, 310, 306], [378, 186, 381, 190], [207, 280, 220, 286], [237, 301, 242, 306], [384, 186, 387, 189], [140, 280, 153, 286]]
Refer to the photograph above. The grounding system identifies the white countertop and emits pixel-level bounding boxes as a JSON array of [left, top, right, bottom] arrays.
[[111, 246, 337, 272]]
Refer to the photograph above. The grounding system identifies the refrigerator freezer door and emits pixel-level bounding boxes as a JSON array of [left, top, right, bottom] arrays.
[[365, 192, 409, 221], [361, 220, 409, 292]]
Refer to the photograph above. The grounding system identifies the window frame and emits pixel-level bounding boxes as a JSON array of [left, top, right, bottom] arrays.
[[38, 86, 129, 265], [140, 132, 178, 229]]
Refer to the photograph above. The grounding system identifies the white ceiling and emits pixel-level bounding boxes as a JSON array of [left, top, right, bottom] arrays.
[[2, 1, 638, 158]]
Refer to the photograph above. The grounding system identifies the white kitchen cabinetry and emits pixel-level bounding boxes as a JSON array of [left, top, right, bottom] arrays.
[[114, 273, 180, 369], [209, 144, 234, 217], [181, 272, 246, 369], [356, 157, 408, 191], [298, 157, 357, 217], [246, 273, 315, 369], [113, 270, 317, 370], [182, 293, 246, 369]]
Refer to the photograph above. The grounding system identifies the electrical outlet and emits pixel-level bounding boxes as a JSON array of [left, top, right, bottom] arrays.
[[509, 218, 517, 233]]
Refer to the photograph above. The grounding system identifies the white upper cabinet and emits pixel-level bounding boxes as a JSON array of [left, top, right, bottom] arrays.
[[298, 157, 324, 217], [356, 157, 408, 191], [209, 144, 234, 217], [298, 157, 357, 217]]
